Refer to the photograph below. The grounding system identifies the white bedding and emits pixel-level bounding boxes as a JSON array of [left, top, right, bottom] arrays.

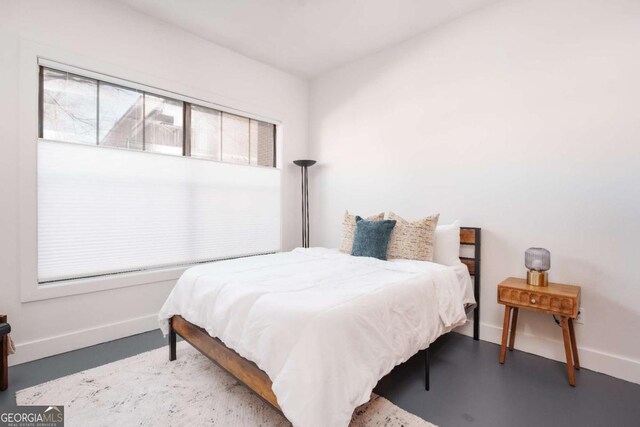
[[158, 248, 475, 427]]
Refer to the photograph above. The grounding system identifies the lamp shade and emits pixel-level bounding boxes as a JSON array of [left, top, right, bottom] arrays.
[[525, 247, 550, 271], [293, 160, 316, 167]]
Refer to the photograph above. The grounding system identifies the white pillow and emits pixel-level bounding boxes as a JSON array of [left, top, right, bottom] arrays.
[[433, 220, 461, 266]]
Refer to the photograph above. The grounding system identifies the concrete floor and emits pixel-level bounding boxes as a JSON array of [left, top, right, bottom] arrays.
[[375, 333, 640, 427], [2, 331, 639, 426]]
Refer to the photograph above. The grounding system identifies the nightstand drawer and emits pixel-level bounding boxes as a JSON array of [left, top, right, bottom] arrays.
[[498, 287, 577, 317]]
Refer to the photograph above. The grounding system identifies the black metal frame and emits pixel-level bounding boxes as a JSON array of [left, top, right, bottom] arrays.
[[38, 67, 44, 139], [424, 227, 481, 390], [169, 318, 177, 362], [462, 227, 481, 342], [301, 165, 309, 247]]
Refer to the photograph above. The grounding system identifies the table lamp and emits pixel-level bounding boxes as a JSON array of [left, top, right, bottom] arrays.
[[525, 247, 550, 287]]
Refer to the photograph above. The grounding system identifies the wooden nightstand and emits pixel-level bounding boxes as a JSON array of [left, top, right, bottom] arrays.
[[497, 277, 581, 386]]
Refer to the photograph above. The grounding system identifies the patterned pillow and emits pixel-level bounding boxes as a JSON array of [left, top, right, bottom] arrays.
[[386, 212, 440, 261], [339, 211, 385, 253]]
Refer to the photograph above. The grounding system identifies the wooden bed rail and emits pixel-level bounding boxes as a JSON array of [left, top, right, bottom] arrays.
[[170, 315, 281, 411]]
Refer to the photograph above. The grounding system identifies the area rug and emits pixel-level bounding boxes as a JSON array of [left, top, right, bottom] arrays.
[[17, 341, 436, 427]]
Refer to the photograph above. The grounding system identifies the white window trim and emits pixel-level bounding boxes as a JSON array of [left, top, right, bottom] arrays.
[[18, 40, 285, 303], [21, 267, 188, 303]]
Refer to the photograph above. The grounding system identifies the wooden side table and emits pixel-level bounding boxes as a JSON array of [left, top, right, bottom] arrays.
[[497, 277, 581, 386]]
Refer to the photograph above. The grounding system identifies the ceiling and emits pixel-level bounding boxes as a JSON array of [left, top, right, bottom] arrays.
[[117, 0, 496, 77]]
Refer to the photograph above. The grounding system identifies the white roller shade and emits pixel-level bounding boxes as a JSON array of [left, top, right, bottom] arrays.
[[38, 140, 281, 283]]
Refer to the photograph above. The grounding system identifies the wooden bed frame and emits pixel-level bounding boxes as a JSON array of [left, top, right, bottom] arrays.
[[169, 227, 481, 411]]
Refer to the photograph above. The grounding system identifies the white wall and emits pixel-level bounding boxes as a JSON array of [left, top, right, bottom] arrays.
[[0, 0, 308, 365], [309, 0, 640, 384], [2, 0, 639, 386]]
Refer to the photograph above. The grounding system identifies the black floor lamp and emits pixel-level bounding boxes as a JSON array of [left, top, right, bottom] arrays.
[[293, 160, 316, 248]]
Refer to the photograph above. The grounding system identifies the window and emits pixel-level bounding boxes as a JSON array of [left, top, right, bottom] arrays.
[[37, 63, 280, 284], [144, 94, 184, 155], [42, 68, 97, 144], [39, 66, 276, 167], [190, 105, 221, 160], [250, 119, 275, 166], [221, 112, 250, 164], [98, 82, 143, 150]]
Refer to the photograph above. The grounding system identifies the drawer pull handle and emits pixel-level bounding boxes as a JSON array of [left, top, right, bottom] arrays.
[[530, 298, 537, 304]]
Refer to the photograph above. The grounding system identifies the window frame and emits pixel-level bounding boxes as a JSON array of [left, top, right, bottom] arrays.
[[19, 47, 283, 303], [38, 59, 278, 169]]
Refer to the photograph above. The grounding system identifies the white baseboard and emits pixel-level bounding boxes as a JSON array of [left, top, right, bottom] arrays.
[[9, 316, 640, 386], [456, 321, 640, 385], [9, 314, 160, 366]]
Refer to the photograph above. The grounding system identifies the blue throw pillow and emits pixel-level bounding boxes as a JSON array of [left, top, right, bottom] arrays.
[[351, 216, 397, 260]]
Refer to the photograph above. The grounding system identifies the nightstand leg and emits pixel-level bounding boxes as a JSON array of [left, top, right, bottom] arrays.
[[499, 306, 512, 364], [508, 307, 518, 351], [560, 316, 576, 386], [568, 318, 580, 369]]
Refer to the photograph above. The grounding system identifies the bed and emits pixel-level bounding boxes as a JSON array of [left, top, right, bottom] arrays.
[[159, 227, 481, 427]]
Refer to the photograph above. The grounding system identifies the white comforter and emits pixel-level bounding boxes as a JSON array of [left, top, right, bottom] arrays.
[[158, 248, 475, 427]]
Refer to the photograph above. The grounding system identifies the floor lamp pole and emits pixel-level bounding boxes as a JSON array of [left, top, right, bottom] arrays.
[[293, 160, 316, 248]]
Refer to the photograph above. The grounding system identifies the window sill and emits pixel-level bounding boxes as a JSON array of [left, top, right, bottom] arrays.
[[21, 266, 186, 303]]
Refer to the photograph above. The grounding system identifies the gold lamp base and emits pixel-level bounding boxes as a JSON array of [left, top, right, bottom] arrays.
[[527, 270, 548, 287]]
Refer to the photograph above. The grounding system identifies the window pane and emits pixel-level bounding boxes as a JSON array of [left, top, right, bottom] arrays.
[[250, 120, 275, 167], [190, 105, 221, 160], [144, 94, 183, 155], [221, 112, 249, 164], [98, 82, 143, 150], [42, 68, 97, 144]]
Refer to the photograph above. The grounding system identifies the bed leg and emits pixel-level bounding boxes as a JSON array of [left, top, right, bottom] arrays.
[[169, 320, 176, 362], [424, 348, 430, 391], [473, 305, 480, 341]]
